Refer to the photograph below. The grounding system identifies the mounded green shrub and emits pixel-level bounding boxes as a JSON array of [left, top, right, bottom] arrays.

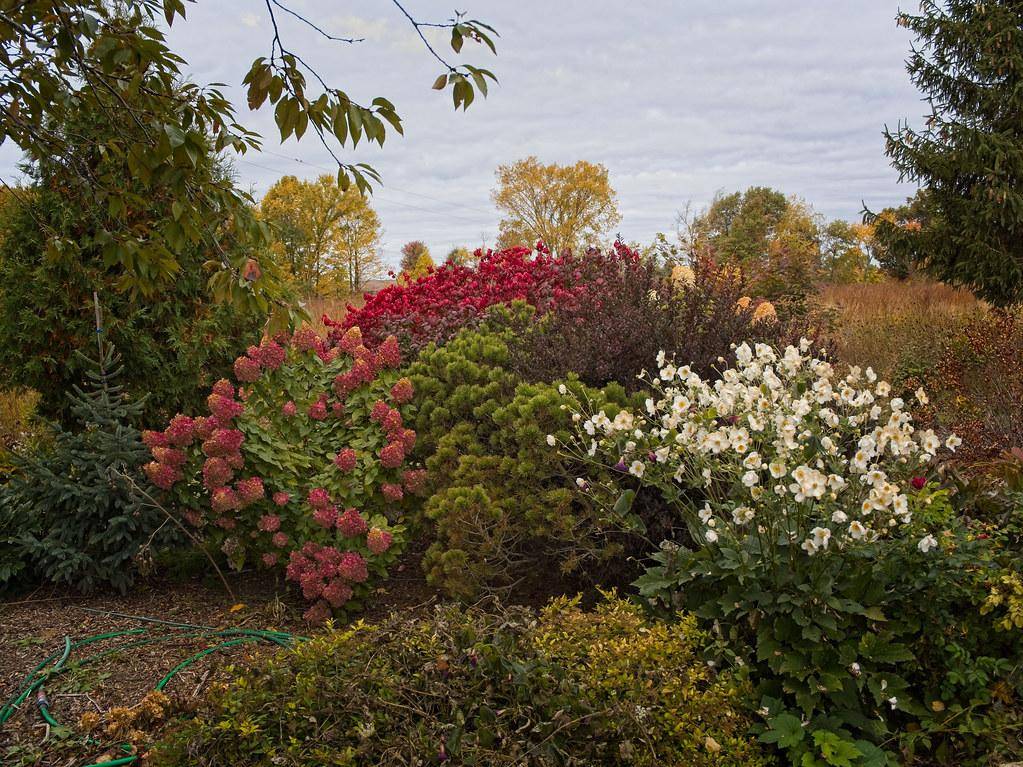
[[407, 304, 642, 598], [150, 596, 770, 767]]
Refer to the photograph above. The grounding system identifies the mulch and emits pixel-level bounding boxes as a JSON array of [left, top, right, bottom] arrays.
[[0, 544, 440, 766]]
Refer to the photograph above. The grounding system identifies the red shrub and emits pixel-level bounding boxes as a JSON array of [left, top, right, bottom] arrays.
[[325, 244, 637, 354]]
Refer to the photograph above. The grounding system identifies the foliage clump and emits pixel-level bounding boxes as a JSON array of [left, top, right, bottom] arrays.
[[150, 596, 769, 767]]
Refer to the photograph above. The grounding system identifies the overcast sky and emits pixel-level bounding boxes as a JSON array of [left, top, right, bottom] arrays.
[[0, 1, 926, 269]]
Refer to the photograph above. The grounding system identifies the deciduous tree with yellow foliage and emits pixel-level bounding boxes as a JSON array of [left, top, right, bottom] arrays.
[[260, 175, 384, 296], [491, 157, 621, 255]]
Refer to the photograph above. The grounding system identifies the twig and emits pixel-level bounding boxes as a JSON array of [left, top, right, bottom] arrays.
[[117, 472, 237, 602]]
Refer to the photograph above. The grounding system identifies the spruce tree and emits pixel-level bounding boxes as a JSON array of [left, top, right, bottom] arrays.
[[883, 0, 1023, 305], [0, 339, 159, 594]]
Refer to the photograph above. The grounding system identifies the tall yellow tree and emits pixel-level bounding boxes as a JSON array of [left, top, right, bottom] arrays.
[[260, 175, 384, 296], [491, 157, 621, 255]]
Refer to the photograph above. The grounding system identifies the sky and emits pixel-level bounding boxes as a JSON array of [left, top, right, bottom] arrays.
[[0, 1, 927, 270]]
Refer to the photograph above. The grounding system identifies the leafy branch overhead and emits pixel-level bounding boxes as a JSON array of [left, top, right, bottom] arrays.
[[244, 0, 499, 194], [0, 0, 499, 313]]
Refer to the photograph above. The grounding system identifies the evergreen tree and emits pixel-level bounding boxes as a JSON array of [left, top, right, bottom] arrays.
[[883, 1, 1023, 305], [0, 339, 160, 594]]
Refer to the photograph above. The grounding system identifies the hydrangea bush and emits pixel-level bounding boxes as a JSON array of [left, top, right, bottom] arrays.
[[144, 326, 422, 622], [553, 340, 1011, 764]]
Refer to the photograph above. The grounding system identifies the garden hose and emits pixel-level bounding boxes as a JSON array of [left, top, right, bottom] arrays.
[[1, 610, 305, 767]]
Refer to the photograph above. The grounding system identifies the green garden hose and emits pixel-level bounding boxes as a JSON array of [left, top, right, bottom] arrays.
[[1, 610, 304, 767]]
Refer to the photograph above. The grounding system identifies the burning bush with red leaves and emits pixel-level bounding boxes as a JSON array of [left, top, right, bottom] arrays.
[[143, 327, 423, 622], [326, 243, 635, 354]]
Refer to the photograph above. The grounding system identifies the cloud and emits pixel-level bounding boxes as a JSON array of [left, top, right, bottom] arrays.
[[0, 0, 924, 270]]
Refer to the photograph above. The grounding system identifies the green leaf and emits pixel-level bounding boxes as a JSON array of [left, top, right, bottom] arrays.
[[758, 712, 805, 749]]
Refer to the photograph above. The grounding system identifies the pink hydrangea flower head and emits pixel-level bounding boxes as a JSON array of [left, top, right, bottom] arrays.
[[144, 461, 181, 490], [193, 416, 217, 441], [207, 393, 244, 421], [282, 400, 297, 417], [233, 355, 262, 383], [257, 514, 281, 532], [351, 358, 375, 385], [142, 430, 168, 449], [257, 341, 286, 370], [308, 394, 329, 421], [182, 510, 204, 527], [336, 507, 368, 537], [165, 415, 196, 447], [212, 378, 235, 399], [390, 377, 414, 404], [261, 552, 279, 568], [224, 450, 245, 470], [202, 428, 244, 457], [313, 504, 339, 529], [375, 335, 401, 368], [214, 516, 237, 530], [402, 468, 428, 495], [292, 326, 321, 352], [381, 483, 404, 502], [332, 401, 345, 416], [400, 428, 417, 452], [367, 527, 394, 555], [271, 531, 290, 548], [379, 441, 405, 469], [370, 400, 390, 424], [307, 487, 332, 509], [211, 486, 240, 513], [338, 326, 363, 353], [382, 408, 403, 434], [151, 446, 186, 468], [321, 579, 353, 608], [317, 346, 338, 363], [235, 476, 265, 506], [337, 551, 368, 582], [202, 457, 234, 490], [272, 491, 290, 507], [334, 448, 357, 472]]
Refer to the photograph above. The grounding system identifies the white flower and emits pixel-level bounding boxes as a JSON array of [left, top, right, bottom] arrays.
[[831, 511, 848, 524], [741, 470, 760, 488], [705, 529, 719, 543], [628, 460, 645, 478], [732, 506, 755, 525], [769, 461, 787, 479], [545, 434, 556, 447], [915, 387, 929, 405], [810, 526, 832, 550], [848, 520, 867, 539], [743, 451, 763, 470], [918, 534, 938, 553], [698, 503, 714, 524], [558, 383, 568, 395], [887, 696, 898, 710], [850, 662, 862, 676], [945, 434, 962, 451]]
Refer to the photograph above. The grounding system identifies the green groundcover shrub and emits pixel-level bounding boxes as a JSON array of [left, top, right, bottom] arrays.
[[150, 596, 771, 767]]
